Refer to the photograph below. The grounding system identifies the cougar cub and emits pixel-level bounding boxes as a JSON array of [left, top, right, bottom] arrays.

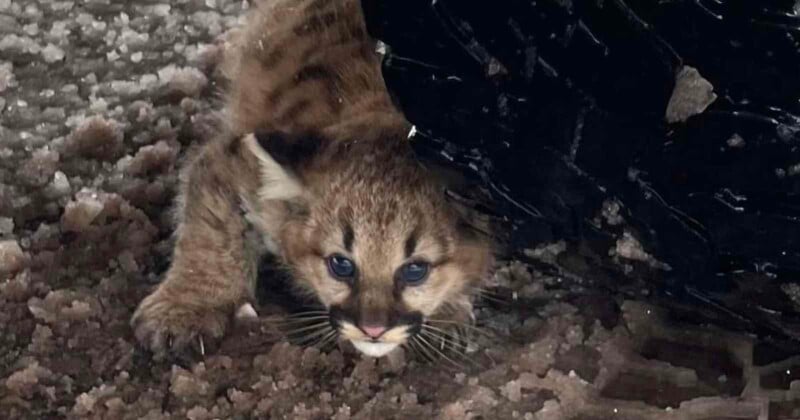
[[131, 0, 494, 358]]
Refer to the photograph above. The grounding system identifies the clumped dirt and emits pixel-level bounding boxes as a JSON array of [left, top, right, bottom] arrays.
[[1, 0, 799, 419]]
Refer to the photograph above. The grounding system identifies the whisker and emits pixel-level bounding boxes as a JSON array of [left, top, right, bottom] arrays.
[[262, 315, 331, 325], [471, 286, 506, 296], [420, 330, 479, 368], [422, 325, 468, 347], [428, 318, 490, 332], [286, 310, 330, 318], [291, 326, 334, 345], [426, 319, 494, 337], [471, 293, 509, 306], [403, 341, 424, 361], [421, 325, 472, 352], [409, 337, 437, 363], [283, 321, 333, 335], [282, 314, 331, 320], [415, 333, 465, 369], [322, 336, 342, 352], [310, 330, 338, 349], [283, 315, 331, 323], [470, 287, 512, 303], [271, 317, 332, 328]]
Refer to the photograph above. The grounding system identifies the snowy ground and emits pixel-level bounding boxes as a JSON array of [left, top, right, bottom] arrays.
[[1, 0, 799, 418]]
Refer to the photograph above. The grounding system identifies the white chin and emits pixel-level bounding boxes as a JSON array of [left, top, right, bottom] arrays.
[[351, 340, 400, 357]]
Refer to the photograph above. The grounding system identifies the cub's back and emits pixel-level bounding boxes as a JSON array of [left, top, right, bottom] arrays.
[[222, 0, 401, 136]]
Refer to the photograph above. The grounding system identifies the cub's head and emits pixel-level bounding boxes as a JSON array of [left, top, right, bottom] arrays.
[[246, 129, 493, 357]]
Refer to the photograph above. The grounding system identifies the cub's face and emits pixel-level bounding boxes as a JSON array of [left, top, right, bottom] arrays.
[[247, 131, 492, 357], [285, 189, 490, 357]]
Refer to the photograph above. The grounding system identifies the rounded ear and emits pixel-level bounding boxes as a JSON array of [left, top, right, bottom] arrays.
[[244, 131, 324, 201], [253, 131, 323, 171]]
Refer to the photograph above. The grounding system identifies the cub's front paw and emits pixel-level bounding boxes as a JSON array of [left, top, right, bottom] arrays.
[[131, 289, 230, 358]]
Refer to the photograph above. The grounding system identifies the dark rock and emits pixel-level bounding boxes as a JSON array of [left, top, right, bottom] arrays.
[[362, 0, 800, 345]]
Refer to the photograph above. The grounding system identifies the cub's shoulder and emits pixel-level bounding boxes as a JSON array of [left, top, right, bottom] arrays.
[[223, 0, 396, 135]]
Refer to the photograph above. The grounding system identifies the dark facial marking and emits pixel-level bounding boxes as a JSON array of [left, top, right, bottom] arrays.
[[398, 311, 424, 336], [329, 299, 424, 338], [404, 228, 419, 259], [434, 231, 450, 256], [327, 305, 349, 329], [342, 222, 355, 252]]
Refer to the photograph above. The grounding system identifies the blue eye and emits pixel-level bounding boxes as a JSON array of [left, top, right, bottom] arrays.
[[327, 254, 356, 280], [399, 261, 430, 285]]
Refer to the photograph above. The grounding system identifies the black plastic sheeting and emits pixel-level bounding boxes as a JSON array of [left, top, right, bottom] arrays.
[[361, 0, 800, 345]]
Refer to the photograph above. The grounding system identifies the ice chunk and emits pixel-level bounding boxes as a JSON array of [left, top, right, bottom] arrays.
[[532, 399, 563, 420], [5, 362, 52, 398], [28, 324, 53, 353], [152, 4, 171, 17], [49, 171, 71, 197], [41, 43, 65, 63], [19, 147, 60, 187], [0, 239, 26, 274], [0, 34, 41, 54], [52, 2, 74, 12], [22, 23, 38, 36], [727, 133, 746, 148], [187, 406, 210, 420], [48, 21, 71, 39], [0, 61, 15, 92], [665, 66, 717, 123], [118, 28, 149, 48], [126, 140, 179, 176], [0, 217, 13, 235], [62, 300, 93, 321], [109, 80, 142, 97], [63, 116, 123, 160], [157, 65, 208, 98], [191, 11, 223, 36], [62, 189, 105, 232], [612, 231, 671, 270], [501, 379, 522, 402], [1, 270, 31, 301], [117, 250, 139, 274], [29, 290, 79, 324], [170, 366, 211, 402], [72, 385, 117, 416]]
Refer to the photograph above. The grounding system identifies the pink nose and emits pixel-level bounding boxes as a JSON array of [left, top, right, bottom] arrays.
[[361, 324, 387, 338]]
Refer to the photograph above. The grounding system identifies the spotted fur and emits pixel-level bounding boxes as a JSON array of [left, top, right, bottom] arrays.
[[131, 0, 494, 359]]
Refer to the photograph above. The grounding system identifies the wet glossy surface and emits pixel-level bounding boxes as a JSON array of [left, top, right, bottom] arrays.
[[363, 0, 800, 343]]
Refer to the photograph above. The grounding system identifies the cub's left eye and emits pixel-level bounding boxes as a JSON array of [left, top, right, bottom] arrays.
[[398, 261, 430, 285]]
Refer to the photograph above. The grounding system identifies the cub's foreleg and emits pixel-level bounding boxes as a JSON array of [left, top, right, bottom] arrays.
[[132, 137, 259, 357]]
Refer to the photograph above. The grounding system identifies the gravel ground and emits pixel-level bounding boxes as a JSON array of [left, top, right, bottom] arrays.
[[1, 0, 799, 419]]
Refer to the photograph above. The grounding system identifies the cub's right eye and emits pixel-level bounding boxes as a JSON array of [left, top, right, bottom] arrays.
[[327, 254, 356, 280]]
